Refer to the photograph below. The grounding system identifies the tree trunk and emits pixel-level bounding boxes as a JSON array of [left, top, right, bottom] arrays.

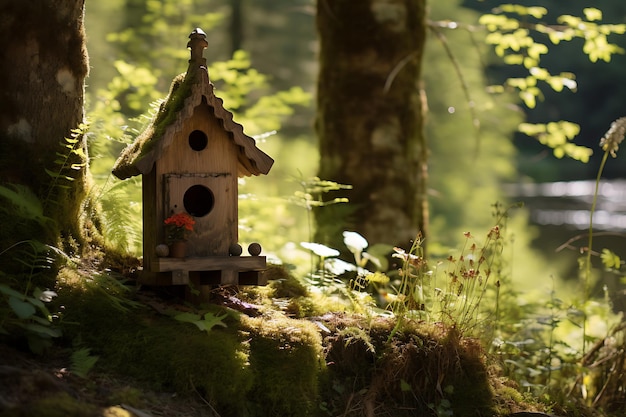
[[230, 0, 244, 55], [315, 0, 428, 250], [0, 0, 90, 252]]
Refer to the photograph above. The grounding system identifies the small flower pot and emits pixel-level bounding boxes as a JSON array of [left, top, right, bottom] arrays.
[[169, 241, 187, 258]]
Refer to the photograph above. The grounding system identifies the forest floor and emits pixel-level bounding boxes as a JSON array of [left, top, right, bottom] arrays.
[[0, 264, 611, 417], [0, 342, 217, 417], [0, 331, 603, 417]]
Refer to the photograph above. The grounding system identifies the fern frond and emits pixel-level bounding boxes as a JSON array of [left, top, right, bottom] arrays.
[[97, 177, 142, 253], [0, 184, 53, 227], [70, 347, 99, 378], [43, 123, 89, 211]]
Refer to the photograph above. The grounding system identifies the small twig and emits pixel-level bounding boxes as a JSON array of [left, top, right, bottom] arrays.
[[189, 377, 222, 417], [555, 231, 626, 253], [428, 23, 481, 158]]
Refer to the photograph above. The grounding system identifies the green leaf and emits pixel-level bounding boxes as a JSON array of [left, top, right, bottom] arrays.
[[200, 312, 228, 331], [71, 348, 99, 378], [529, 67, 549, 80], [0, 283, 25, 299], [527, 7, 548, 19], [8, 296, 36, 319], [173, 312, 201, 323], [400, 379, 412, 392], [520, 90, 536, 108], [601, 248, 621, 270], [174, 311, 227, 333], [518, 123, 546, 136], [503, 54, 524, 65], [583, 8, 602, 22], [18, 322, 62, 338]]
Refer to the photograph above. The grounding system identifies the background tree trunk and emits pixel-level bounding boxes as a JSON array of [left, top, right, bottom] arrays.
[[230, 0, 244, 55], [315, 0, 428, 250], [0, 0, 90, 251]]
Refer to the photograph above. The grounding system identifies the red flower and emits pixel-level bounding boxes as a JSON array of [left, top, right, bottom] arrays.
[[165, 212, 195, 231], [164, 212, 195, 242]]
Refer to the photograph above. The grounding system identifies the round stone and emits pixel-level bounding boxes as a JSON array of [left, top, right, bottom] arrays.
[[229, 243, 243, 256], [248, 242, 262, 256], [155, 244, 170, 257]]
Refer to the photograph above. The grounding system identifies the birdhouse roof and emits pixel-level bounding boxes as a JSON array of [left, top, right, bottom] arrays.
[[112, 29, 274, 180]]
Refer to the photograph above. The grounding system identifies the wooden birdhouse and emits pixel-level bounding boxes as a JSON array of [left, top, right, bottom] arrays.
[[112, 28, 273, 297]]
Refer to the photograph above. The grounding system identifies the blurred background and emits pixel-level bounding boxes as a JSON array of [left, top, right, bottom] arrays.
[[83, 0, 626, 306]]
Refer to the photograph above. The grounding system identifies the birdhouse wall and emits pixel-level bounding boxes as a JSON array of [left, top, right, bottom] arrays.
[[153, 103, 239, 257], [142, 169, 159, 269]]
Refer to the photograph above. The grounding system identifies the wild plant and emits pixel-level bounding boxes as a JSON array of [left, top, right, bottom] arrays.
[[388, 224, 504, 338], [95, 177, 142, 254], [299, 231, 390, 315], [43, 123, 89, 214], [0, 283, 61, 354], [498, 117, 626, 403], [88, 108, 156, 255], [0, 190, 66, 352], [0, 125, 91, 352], [291, 175, 352, 274], [494, 275, 584, 401], [0, 236, 64, 353], [581, 117, 626, 354], [70, 347, 100, 378], [389, 234, 429, 318]]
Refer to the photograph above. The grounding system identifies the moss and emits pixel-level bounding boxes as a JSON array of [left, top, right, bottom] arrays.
[[58, 278, 333, 417], [5, 392, 100, 417], [107, 386, 145, 408], [60, 284, 246, 408], [113, 71, 193, 178], [267, 265, 309, 298], [242, 315, 324, 417], [319, 317, 499, 416], [53, 269, 556, 417]]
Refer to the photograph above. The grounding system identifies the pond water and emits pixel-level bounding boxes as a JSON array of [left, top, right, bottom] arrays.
[[505, 179, 626, 232], [505, 179, 626, 313]]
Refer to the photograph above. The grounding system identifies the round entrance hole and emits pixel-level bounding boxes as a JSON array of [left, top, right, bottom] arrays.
[[188, 130, 208, 151], [183, 185, 214, 217]]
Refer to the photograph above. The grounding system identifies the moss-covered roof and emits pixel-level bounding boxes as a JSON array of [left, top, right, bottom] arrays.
[[112, 29, 273, 180]]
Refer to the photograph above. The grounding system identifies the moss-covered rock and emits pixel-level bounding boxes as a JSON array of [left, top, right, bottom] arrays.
[[57, 278, 325, 417]]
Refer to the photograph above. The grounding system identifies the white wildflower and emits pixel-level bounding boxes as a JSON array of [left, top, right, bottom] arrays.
[[343, 231, 368, 254], [39, 290, 58, 303], [300, 242, 340, 258]]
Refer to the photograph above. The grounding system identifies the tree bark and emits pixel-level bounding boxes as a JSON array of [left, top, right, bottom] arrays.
[[230, 0, 244, 55], [315, 0, 428, 249], [0, 0, 90, 251]]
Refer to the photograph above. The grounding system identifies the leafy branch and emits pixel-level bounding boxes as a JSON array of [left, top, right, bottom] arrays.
[[479, 6, 625, 162]]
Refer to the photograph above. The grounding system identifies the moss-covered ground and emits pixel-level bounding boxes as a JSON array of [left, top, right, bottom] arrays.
[[0, 264, 605, 417]]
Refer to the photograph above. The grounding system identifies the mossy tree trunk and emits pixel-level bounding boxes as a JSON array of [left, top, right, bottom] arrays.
[[315, 0, 428, 250], [0, 1, 91, 253]]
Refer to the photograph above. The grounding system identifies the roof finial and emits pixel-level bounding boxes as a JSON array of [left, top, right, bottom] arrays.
[[187, 28, 208, 68]]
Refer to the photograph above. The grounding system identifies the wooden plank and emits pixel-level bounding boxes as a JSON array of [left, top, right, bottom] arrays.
[[221, 269, 238, 285], [152, 255, 266, 273], [239, 270, 268, 286], [142, 170, 158, 271], [139, 271, 178, 286], [171, 269, 189, 285], [140, 268, 268, 289]]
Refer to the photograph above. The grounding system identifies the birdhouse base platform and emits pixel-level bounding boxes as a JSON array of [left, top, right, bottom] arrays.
[[140, 256, 268, 287]]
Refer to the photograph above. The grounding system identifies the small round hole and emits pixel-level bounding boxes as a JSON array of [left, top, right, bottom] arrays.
[[183, 185, 214, 217], [188, 130, 208, 151]]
